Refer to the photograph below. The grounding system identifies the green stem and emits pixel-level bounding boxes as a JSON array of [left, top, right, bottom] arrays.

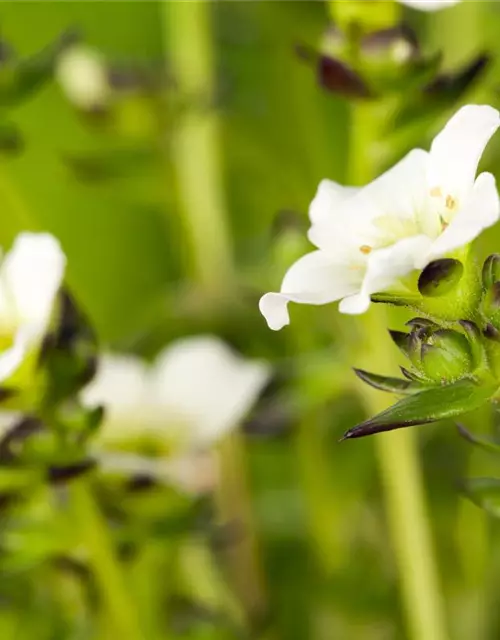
[[350, 101, 448, 640], [163, 1, 266, 625], [70, 480, 144, 640], [453, 403, 490, 640], [216, 431, 268, 623], [162, 0, 234, 294]]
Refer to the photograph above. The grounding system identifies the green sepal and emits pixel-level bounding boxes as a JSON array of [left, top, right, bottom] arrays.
[[458, 320, 484, 370], [388, 330, 411, 359], [341, 378, 497, 440], [482, 254, 500, 290], [400, 366, 427, 383], [353, 368, 421, 395]]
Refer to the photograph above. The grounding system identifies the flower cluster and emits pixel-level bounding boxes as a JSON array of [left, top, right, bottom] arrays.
[[82, 336, 270, 493], [0, 230, 269, 496], [261, 104, 500, 438]]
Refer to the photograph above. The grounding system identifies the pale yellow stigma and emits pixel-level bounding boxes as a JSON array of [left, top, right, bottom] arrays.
[[359, 245, 372, 255], [430, 186, 442, 197]]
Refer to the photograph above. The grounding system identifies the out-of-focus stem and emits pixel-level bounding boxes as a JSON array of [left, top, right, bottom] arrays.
[[163, 1, 267, 625], [350, 100, 448, 640], [454, 403, 490, 640], [216, 431, 268, 622], [70, 480, 144, 640], [163, 0, 234, 294]]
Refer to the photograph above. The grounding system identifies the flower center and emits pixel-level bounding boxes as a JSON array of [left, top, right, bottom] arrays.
[[359, 245, 372, 255]]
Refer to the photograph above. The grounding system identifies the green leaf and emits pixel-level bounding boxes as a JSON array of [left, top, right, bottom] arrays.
[[341, 378, 497, 440], [462, 477, 500, 518], [353, 368, 421, 395], [456, 422, 500, 455]]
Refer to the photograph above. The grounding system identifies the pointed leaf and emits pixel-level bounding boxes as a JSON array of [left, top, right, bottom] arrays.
[[354, 369, 421, 395], [462, 477, 500, 518], [342, 378, 497, 440], [456, 422, 500, 455]]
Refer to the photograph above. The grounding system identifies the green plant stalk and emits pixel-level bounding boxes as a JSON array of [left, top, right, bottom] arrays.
[[350, 101, 448, 640], [163, 0, 267, 624], [70, 480, 144, 640], [163, 0, 234, 294], [454, 403, 490, 640], [216, 431, 268, 622]]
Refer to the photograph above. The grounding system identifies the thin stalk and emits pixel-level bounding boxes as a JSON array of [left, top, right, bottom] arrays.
[[163, 0, 267, 625], [69, 480, 144, 640], [454, 403, 490, 640], [163, 0, 234, 294], [349, 101, 448, 640], [216, 431, 268, 622]]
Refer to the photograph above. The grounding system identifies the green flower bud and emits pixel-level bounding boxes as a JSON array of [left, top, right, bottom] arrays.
[[419, 329, 473, 382], [482, 254, 500, 290], [418, 259, 464, 298]]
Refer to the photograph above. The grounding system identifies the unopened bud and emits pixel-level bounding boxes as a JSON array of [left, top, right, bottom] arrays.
[[420, 329, 473, 382], [418, 258, 463, 298]]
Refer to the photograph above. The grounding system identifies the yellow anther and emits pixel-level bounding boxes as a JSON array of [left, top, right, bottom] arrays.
[[445, 194, 456, 210], [359, 245, 372, 255], [430, 186, 442, 197]]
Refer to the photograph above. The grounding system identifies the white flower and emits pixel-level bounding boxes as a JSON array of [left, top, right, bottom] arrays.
[[399, 0, 460, 10], [260, 105, 500, 330], [0, 233, 66, 381], [82, 336, 270, 493], [56, 45, 110, 110]]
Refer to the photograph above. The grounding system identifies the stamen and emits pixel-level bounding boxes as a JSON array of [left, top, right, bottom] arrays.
[[430, 186, 442, 197], [445, 194, 456, 210], [359, 245, 372, 255]]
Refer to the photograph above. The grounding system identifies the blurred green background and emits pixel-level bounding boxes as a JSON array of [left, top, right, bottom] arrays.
[[3, 1, 500, 639]]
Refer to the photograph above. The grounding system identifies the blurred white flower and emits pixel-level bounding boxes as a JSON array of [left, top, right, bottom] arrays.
[[260, 105, 500, 330], [399, 0, 460, 10], [56, 45, 110, 110], [82, 336, 270, 493], [0, 233, 66, 381]]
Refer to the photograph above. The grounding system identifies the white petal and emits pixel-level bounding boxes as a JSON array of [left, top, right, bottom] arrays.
[[82, 353, 150, 440], [309, 179, 358, 225], [428, 105, 500, 201], [0, 327, 32, 382], [338, 293, 371, 315], [339, 236, 434, 315], [96, 450, 218, 495], [308, 149, 429, 253], [56, 46, 110, 109], [421, 172, 500, 266], [399, 0, 460, 10], [1, 233, 66, 337], [259, 250, 361, 330], [151, 336, 270, 446]]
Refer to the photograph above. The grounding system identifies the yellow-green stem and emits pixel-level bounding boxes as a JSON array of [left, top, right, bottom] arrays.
[[70, 480, 144, 640], [453, 403, 490, 640], [350, 98, 448, 640], [163, 0, 234, 294], [164, 1, 266, 624], [216, 431, 268, 622]]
